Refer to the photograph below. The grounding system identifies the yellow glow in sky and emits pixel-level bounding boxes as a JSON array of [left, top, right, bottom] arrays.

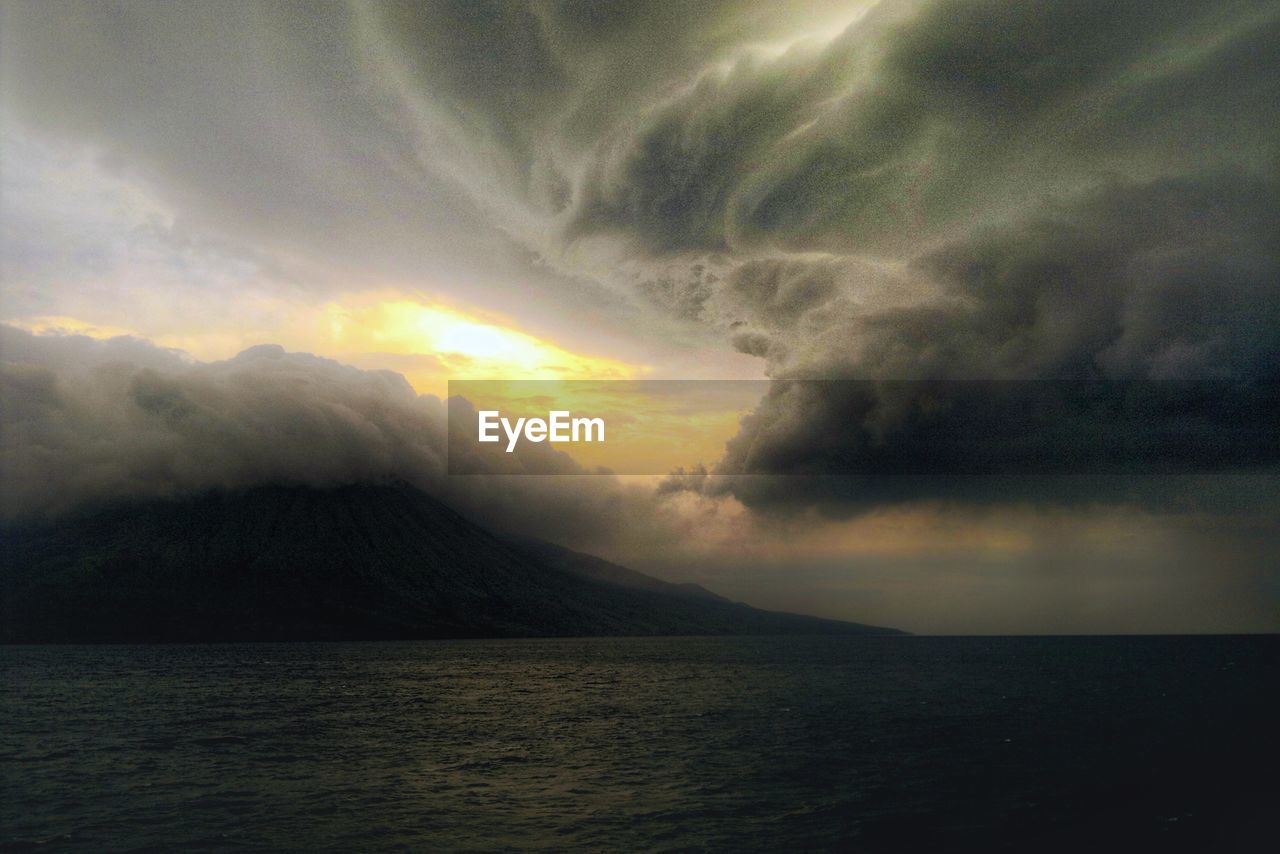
[[5, 302, 757, 474], [321, 299, 643, 393], [5, 295, 647, 398], [9, 315, 140, 341]]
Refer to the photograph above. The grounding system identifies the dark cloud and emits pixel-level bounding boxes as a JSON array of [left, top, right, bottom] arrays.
[[565, 0, 1278, 259], [530, 1, 1280, 525], [0, 327, 673, 560], [724, 258, 841, 327], [0, 327, 440, 519], [12, 2, 1273, 392], [674, 170, 1280, 512]]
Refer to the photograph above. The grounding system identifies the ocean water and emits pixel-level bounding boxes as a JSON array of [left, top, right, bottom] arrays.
[[2, 636, 1277, 852]]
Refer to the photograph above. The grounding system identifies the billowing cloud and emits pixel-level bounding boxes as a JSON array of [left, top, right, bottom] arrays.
[[681, 173, 1280, 512], [347, 1, 1280, 515], [0, 326, 655, 546], [561, 1, 1277, 259], [0, 326, 440, 519]]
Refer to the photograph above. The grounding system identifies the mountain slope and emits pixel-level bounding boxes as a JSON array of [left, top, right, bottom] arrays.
[[0, 482, 902, 642], [506, 535, 730, 603]]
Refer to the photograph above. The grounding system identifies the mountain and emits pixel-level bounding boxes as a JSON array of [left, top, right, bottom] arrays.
[[506, 535, 730, 604], [0, 482, 902, 642]]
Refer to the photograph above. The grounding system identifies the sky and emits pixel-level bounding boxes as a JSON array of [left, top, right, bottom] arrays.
[[1, 0, 1278, 633]]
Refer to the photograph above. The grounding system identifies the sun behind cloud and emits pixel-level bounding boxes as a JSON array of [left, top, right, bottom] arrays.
[[5, 295, 646, 398], [320, 298, 645, 394]]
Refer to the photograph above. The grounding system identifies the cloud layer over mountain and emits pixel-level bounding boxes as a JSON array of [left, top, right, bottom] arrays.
[[0, 326, 674, 560]]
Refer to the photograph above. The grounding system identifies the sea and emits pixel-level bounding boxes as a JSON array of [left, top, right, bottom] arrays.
[[2, 635, 1277, 852]]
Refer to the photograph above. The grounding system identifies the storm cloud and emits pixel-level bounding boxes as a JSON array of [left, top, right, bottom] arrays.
[[3, 1, 1279, 630], [0, 326, 674, 560], [0, 326, 443, 519], [359, 1, 1280, 512], [688, 172, 1280, 512]]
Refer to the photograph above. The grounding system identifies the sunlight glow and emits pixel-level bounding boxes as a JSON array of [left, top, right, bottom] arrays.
[[5, 295, 647, 398], [320, 298, 644, 392], [8, 315, 138, 340]]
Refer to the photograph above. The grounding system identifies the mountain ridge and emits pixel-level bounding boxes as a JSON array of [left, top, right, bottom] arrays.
[[0, 482, 903, 642]]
